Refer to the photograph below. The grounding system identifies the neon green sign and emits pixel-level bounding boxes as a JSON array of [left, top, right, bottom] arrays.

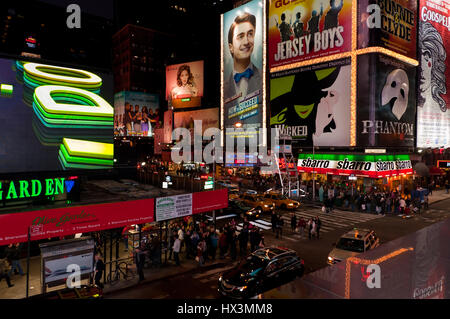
[[0, 178, 67, 200]]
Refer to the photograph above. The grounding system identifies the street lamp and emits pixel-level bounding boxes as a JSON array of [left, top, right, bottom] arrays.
[[312, 143, 316, 202]]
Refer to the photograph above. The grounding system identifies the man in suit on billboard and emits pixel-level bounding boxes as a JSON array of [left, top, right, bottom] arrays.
[[224, 12, 262, 126]]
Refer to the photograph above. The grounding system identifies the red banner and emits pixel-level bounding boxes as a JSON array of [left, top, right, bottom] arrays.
[[193, 188, 228, 215], [0, 199, 154, 246]]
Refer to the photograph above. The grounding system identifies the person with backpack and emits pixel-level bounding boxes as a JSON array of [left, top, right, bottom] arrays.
[[0, 257, 13, 288]]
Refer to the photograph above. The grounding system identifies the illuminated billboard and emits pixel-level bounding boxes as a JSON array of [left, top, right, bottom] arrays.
[[270, 58, 351, 146], [358, 0, 417, 59], [114, 91, 160, 137], [417, 0, 450, 148], [173, 108, 219, 136], [357, 54, 416, 148], [166, 60, 204, 109], [268, 0, 352, 69], [221, 0, 266, 145], [0, 58, 114, 173]]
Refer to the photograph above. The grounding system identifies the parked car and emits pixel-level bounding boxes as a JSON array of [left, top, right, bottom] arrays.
[[224, 199, 261, 220], [218, 246, 304, 299], [239, 194, 275, 213], [262, 192, 300, 210], [327, 229, 380, 265]]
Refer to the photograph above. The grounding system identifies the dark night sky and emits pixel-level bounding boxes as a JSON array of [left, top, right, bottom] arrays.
[[38, 0, 114, 19]]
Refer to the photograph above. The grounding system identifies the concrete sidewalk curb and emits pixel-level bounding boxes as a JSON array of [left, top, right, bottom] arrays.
[[102, 261, 228, 297]]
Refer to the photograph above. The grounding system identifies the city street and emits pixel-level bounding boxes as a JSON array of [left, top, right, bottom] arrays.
[[105, 197, 450, 299]]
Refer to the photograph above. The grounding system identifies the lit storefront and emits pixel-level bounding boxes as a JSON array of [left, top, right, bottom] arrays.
[[297, 154, 414, 193]]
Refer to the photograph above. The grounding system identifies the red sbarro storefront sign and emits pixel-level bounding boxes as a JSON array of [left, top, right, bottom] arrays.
[[0, 189, 229, 246], [298, 154, 413, 178]]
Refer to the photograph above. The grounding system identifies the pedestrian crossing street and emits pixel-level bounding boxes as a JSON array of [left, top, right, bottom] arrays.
[[235, 208, 385, 235]]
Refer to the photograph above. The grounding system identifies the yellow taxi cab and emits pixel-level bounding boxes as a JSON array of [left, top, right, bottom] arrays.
[[228, 189, 241, 201], [239, 193, 275, 213], [263, 192, 300, 210], [327, 229, 380, 265]]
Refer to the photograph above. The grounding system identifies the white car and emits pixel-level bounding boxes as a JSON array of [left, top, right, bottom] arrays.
[[327, 229, 380, 265]]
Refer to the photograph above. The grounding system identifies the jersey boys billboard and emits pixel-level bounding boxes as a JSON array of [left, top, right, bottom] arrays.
[[417, 0, 450, 148], [270, 58, 351, 147], [269, 0, 352, 69]]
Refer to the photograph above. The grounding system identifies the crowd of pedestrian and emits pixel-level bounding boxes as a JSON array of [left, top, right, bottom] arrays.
[[165, 215, 265, 268], [306, 182, 432, 216]]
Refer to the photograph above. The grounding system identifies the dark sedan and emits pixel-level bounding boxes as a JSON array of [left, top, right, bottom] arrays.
[[218, 247, 304, 299]]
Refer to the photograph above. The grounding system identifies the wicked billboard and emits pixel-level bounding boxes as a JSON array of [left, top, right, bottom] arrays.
[[270, 57, 351, 147], [357, 54, 416, 147], [358, 0, 417, 59], [417, 0, 450, 148], [269, 0, 352, 69]]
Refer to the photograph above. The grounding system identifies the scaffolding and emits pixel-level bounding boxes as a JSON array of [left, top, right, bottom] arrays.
[[275, 135, 300, 199]]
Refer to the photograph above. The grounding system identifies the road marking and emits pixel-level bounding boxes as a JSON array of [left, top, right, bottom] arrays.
[[206, 214, 236, 221], [253, 219, 271, 226]]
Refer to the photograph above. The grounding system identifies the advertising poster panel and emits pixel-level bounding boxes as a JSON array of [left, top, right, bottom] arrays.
[[114, 91, 160, 137], [155, 194, 193, 222], [270, 58, 351, 146], [358, 0, 417, 59], [268, 0, 352, 69], [154, 128, 164, 155], [417, 0, 450, 148], [0, 198, 155, 246], [0, 58, 114, 173], [174, 107, 219, 140], [222, 0, 263, 141], [357, 54, 416, 147], [164, 110, 173, 144], [166, 60, 203, 109]]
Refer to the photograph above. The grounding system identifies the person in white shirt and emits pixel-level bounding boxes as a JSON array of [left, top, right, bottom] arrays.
[[173, 236, 181, 266]]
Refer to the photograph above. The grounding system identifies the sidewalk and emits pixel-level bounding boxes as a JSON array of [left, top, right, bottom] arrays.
[[301, 189, 450, 212], [427, 188, 450, 204], [0, 241, 228, 299]]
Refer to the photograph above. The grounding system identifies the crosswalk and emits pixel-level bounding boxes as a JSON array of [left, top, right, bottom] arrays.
[[232, 208, 384, 236], [262, 208, 385, 234]]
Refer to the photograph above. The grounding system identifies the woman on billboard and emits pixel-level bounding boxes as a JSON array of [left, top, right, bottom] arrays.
[[171, 64, 198, 99], [419, 22, 447, 113], [141, 106, 152, 137]]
